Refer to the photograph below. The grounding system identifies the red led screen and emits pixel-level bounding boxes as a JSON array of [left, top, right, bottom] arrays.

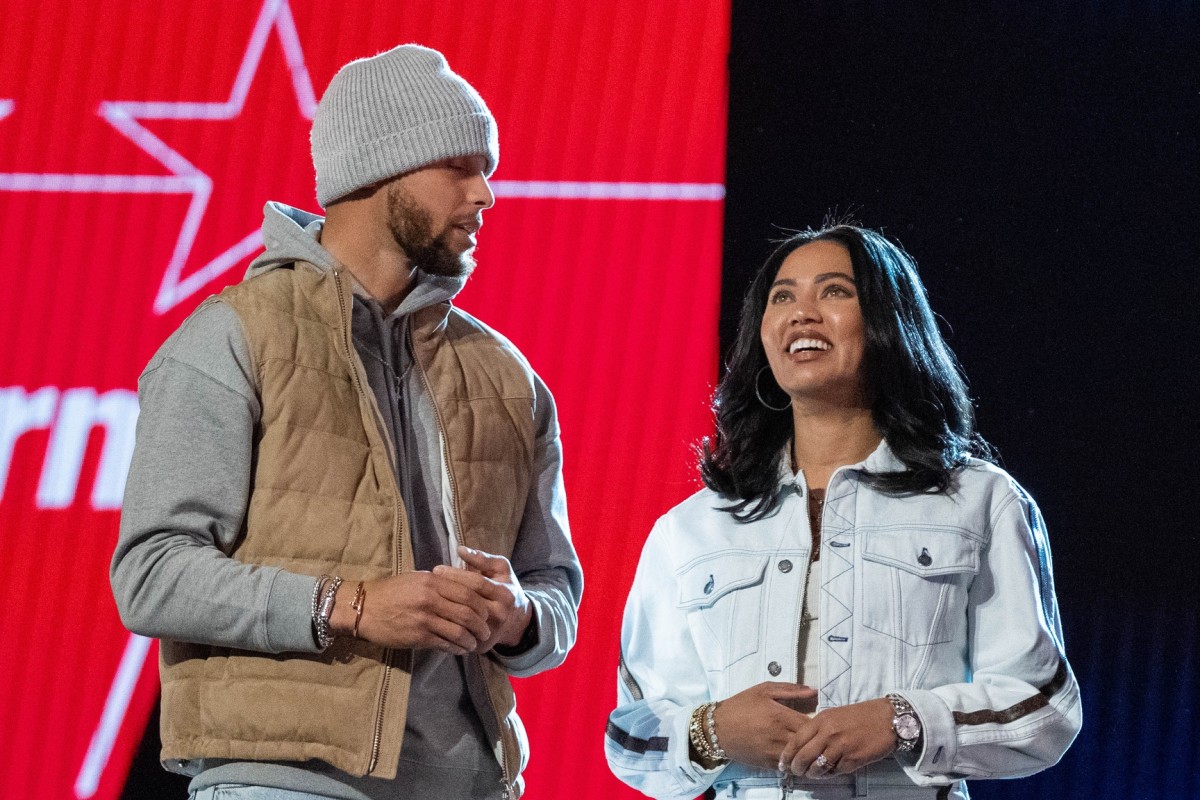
[[0, 1, 728, 798]]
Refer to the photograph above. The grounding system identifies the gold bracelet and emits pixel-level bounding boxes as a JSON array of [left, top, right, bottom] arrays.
[[350, 581, 366, 639], [689, 704, 712, 757], [689, 702, 728, 768]]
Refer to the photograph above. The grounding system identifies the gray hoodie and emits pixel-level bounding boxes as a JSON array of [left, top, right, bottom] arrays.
[[112, 202, 582, 799]]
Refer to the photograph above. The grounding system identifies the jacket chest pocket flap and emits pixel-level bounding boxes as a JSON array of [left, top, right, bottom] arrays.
[[861, 528, 981, 646], [677, 553, 769, 670]]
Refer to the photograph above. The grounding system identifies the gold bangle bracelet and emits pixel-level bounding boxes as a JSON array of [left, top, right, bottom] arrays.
[[350, 581, 366, 639]]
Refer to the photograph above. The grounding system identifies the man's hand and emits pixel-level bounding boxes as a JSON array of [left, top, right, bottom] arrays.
[[328, 571, 492, 654], [432, 546, 533, 652], [778, 698, 896, 779], [709, 683, 819, 769]]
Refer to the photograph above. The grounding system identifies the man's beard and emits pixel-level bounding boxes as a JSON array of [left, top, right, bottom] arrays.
[[386, 184, 476, 279]]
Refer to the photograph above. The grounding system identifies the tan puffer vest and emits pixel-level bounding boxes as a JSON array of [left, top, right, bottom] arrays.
[[158, 262, 536, 792]]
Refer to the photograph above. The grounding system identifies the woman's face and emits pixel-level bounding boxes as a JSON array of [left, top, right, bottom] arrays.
[[759, 240, 868, 405]]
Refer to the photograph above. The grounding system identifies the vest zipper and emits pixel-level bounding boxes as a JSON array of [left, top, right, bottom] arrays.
[[368, 668, 391, 774], [407, 319, 516, 796], [331, 268, 396, 776]]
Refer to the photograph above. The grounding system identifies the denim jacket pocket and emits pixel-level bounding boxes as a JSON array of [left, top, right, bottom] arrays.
[[860, 527, 980, 646], [677, 552, 769, 670]]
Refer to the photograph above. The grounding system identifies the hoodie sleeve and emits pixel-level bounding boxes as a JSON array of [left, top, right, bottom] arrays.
[[491, 374, 583, 677], [110, 299, 321, 653]]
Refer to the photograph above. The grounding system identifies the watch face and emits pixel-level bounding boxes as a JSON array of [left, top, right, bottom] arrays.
[[895, 713, 920, 740]]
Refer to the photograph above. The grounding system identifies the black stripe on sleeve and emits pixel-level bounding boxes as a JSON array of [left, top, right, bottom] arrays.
[[606, 720, 669, 753]]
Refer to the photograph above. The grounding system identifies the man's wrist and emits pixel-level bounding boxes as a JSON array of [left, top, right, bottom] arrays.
[[311, 576, 358, 647], [311, 575, 343, 649], [493, 606, 538, 656], [327, 579, 361, 636]]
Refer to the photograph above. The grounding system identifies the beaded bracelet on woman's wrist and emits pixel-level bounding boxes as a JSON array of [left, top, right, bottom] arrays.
[[688, 701, 729, 768]]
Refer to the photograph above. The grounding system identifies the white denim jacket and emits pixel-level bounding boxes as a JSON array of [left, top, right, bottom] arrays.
[[606, 442, 1081, 799]]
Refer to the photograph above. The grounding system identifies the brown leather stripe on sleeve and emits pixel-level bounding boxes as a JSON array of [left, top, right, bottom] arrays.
[[953, 658, 1069, 726]]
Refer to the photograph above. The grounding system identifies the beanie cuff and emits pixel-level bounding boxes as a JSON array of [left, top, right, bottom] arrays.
[[316, 112, 496, 206]]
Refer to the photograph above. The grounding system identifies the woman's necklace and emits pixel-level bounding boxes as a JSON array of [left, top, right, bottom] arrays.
[[798, 487, 825, 628], [806, 488, 825, 561]]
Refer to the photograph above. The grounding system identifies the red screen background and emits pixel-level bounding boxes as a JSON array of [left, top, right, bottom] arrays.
[[0, 1, 729, 798]]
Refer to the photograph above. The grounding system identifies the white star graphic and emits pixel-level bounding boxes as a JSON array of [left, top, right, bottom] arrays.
[[0, 0, 316, 316], [99, 0, 317, 314]]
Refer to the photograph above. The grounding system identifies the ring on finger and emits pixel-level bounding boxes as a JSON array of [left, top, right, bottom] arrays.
[[814, 754, 831, 771]]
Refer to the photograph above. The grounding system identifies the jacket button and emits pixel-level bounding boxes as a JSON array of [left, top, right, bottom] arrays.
[[778, 559, 793, 573], [918, 547, 933, 567], [768, 661, 782, 676]]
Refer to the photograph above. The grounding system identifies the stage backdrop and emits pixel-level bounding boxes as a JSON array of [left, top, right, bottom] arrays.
[[0, 2, 728, 798]]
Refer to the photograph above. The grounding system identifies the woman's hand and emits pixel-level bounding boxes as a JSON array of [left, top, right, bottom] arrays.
[[779, 698, 896, 779], [710, 682, 818, 769]]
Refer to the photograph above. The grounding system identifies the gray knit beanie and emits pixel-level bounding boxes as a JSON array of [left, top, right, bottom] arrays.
[[311, 44, 498, 207]]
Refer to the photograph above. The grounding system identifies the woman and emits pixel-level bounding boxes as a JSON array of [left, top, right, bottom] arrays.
[[605, 225, 1081, 799]]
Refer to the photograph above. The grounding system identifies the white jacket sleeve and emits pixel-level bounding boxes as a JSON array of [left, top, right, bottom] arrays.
[[899, 487, 1082, 782], [605, 518, 727, 799]]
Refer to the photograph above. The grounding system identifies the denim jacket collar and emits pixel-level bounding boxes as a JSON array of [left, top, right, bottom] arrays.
[[776, 437, 904, 488]]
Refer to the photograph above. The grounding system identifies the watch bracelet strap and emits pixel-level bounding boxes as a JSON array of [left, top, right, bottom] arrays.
[[886, 692, 921, 753]]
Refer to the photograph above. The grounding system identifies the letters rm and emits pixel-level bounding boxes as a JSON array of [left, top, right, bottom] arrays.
[[0, 387, 139, 509]]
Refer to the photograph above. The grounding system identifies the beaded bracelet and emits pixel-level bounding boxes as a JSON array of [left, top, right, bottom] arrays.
[[705, 700, 728, 761], [314, 576, 342, 650], [688, 702, 729, 767], [310, 575, 329, 646]]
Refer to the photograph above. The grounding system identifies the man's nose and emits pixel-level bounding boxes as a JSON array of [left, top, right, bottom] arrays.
[[471, 174, 495, 209]]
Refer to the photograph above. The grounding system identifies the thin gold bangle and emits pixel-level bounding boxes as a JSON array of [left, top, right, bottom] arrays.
[[350, 581, 366, 639]]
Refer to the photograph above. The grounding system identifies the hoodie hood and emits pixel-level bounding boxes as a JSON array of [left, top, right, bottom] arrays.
[[247, 202, 334, 278], [246, 201, 466, 317]]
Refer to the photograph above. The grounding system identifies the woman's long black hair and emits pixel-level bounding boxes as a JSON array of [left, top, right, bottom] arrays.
[[700, 224, 993, 521]]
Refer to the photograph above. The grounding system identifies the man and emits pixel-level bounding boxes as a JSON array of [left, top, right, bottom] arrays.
[[112, 45, 582, 800]]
